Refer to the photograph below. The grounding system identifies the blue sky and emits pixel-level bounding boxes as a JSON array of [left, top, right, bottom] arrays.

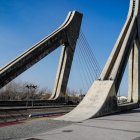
[[0, 0, 129, 94]]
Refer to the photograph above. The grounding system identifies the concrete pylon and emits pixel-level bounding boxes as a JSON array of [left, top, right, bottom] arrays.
[[55, 0, 140, 122], [128, 39, 140, 102], [49, 43, 76, 101], [0, 11, 83, 102], [49, 12, 83, 101]]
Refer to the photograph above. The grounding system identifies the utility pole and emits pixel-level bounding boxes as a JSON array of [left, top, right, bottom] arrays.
[[25, 84, 37, 107]]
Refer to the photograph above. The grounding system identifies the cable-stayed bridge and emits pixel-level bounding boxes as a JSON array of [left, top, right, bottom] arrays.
[[0, 0, 140, 122]]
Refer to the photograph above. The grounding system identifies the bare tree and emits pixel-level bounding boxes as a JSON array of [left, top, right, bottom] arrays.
[[0, 81, 53, 101]]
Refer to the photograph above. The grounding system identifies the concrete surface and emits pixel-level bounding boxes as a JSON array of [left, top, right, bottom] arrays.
[[23, 108, 140, 140], [0, 119, 72, 140], [55, 80, 117, 122]]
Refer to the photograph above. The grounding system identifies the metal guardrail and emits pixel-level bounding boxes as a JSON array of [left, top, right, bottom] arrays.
[[0, 105, 77, 111], [0, 104, 76, 123], [0, 100, 78, 107]]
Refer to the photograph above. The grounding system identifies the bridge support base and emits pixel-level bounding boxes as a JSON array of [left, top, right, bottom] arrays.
[[54, 81, 118, 122]]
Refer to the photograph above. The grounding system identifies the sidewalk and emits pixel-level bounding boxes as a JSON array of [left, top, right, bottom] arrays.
[[24, 109, 140, 140]]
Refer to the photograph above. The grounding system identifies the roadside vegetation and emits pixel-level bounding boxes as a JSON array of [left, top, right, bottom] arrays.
[[0, 82, 85, 103]]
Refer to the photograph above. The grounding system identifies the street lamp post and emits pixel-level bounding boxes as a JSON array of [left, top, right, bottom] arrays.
[[25, 84, 37, 107]]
